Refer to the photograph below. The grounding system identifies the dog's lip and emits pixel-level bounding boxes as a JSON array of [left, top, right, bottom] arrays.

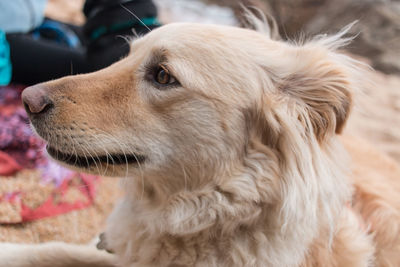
[[46, 145, 145, 168]]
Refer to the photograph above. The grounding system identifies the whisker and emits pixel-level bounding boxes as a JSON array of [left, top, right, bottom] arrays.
[[116, 35, 134, 45], [95, 132, 117, 175], [81, 139, 103, 176], [120, 4, 152, 33], [93, 129, 145, 198], [66, 129, 79, 163], [96, 131, 130, 186], [80, 147, 91, 171], [88, 133, 114, 176], [131, 28, 139, 38]]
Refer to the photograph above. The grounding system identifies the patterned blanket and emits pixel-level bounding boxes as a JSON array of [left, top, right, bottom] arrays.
[[0, 85, 98, 223]]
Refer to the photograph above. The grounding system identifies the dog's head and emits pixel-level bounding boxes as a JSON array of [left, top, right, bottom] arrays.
[[22, 23, 359, 190]]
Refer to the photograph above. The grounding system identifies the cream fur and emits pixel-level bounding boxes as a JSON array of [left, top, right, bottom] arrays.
[[1, 21, 400, 267]]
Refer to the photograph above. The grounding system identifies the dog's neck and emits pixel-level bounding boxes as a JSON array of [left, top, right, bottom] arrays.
[[108, 134, 351, 266]]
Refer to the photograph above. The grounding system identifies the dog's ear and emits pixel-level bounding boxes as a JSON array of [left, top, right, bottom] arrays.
[[263, 21, 368, 142], [277, 48, 354, 141]]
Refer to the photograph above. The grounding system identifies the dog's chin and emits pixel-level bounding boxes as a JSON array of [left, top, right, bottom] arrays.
[[46, 145, 146, 174]]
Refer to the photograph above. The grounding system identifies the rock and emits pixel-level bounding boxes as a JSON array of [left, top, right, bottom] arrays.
[[301, 0, 400, 75], [205, 0, 400, 75]]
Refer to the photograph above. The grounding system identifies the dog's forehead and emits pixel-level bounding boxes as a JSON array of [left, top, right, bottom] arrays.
[[133, 23, 258, 52], [129, 23, 275, 74], [148, 23, 232, 40]]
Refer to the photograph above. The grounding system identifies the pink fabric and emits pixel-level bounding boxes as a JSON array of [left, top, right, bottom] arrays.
[[0, 85, 47, 175], [0, 151, 22, 176], [0, 85, 99, 223], [20, 174, 98, 222]]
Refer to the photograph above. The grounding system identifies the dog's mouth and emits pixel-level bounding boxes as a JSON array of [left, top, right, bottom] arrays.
[[46, 145, 145, 168]]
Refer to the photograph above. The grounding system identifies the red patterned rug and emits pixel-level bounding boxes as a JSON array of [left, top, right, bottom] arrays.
[[0, 85, 99, 223]]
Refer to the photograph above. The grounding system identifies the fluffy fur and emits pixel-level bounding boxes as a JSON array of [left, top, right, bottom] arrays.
[[1, 21, 400, 267]]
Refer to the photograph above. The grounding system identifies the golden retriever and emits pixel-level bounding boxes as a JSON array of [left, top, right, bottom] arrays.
[[1, 19, 400, 267]]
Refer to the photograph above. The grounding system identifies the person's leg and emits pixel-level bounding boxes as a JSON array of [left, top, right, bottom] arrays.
[[83, 0, 160, 69], [8, 0, 160, 85], [7, 33, 90, 85]]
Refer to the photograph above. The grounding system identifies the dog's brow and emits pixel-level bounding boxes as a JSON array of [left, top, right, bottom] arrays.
[[146, 48, 169, 67]]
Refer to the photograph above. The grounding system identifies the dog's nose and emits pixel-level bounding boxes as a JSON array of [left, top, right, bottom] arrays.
[[22, 85, 54, 115]]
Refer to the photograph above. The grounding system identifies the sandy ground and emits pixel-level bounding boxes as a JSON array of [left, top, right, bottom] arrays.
[[1, 0, 398, 244]]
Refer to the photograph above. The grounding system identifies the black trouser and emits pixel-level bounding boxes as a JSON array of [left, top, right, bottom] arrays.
[[7, 32, 130, 85], [7, 0, 158, 85]]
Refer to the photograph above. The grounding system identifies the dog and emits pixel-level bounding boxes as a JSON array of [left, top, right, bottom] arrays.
[[1, 19, 400, 267]]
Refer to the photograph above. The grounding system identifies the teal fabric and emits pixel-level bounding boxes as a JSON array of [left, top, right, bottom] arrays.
[[0, 31, 12, 86], [90, 17, 160, 40]]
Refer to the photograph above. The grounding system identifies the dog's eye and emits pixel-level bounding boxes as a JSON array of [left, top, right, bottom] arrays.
[[155, 66, 176, 85]]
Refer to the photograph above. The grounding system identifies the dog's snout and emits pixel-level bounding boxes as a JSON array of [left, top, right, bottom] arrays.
[[22, 85, 54, 116]]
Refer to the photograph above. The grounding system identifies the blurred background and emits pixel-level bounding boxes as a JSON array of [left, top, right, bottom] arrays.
[[0, 0, 399, 244]]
